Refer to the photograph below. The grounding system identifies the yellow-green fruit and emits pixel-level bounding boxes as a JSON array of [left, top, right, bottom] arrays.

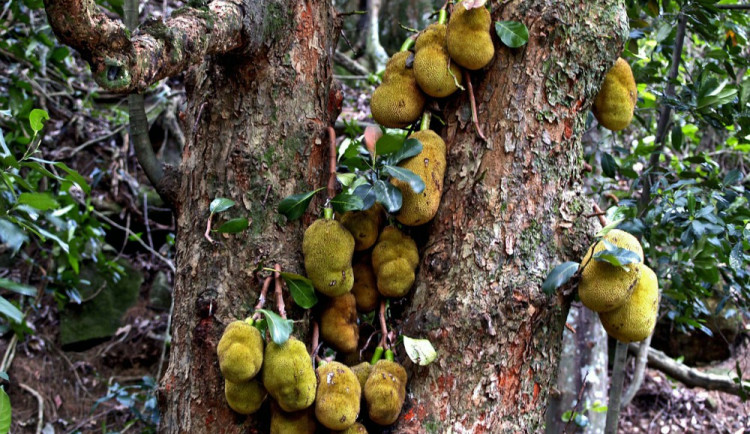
[[333, 422, 368, 433], [320, 293, 360, 354], [446, 2, 495, 70], [599, 264, 659, 343], [578, 229, 644, 313], [364, 360, 407, 425], [350, 362, 372, 391], [224, 379, 266, 415], [371, 51, 427, 128], [315, 362, 361, 430], [271, 402, 317, 434], [393, 130, 447, 226], [216, 320, 264, 383], [339, 204, 384, 251], [372, 226, 419, 297], [593, 58, 637, 131], [352, 259, 379, 313], [414, 23, 462, 98], [303, 219, 355, 297], [263, 337, 317, 412]]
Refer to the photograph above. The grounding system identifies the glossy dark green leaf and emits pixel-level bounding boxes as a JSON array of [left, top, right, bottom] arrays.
[[671, 125, 684, 151], [494, 21, 529, 48], [373, 179, 402, 213], [331, 192, 364, 214], [209, 198, 235, 214], [0, 386, 9, 434], [723, 169, 742, 185], [17, 192, 58, 211], [277, 189, 322, 221], [375, 134, 404, 156], [216, 218, 249, 233], [257, 309, 293, 345], [0, 296, 23, 324], [601, 153, 617, 178], [353, 183, 377, 210], [593, 240, 641, 270], [384, 165, 425, 194], [0, 277, 36, 296], [542, 262, 580, 295], [387, 138, 422, 165], [280, 272, 317, 309]]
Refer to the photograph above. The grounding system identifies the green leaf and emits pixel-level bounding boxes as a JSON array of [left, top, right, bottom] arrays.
[[257, 309, 293, 345], [28, 109, 49, 133], [384, 165, 425, 194], [593, 240, 641, 270], [0, 219, 28, 254], [17, 192, 58, 211], [596, 219, 625, 238], [280, 272, 317, 309], [216, 218, 249, 233], [331, 193, 364, 214], [277, 189, 322, 221], [387, 138, 422, 165], [0, 387, 9, 434], [352, 183, 377, 210], [601, 153, 617, 178], [671, 125, 684, 151], [0, 296, 23, 324], [403, 336, 438, 366], [494, 21, 529, 48], [373, 180, 402, 213], [542, 262, 580, 295], [0, 372, 7, 382], [209, 198, 235, 214], [375, 134, 404, 156], [0, 278, 36, 297]]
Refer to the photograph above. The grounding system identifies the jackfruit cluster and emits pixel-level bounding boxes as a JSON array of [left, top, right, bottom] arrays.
[[320, 293, 360, 354], [270, 402, 317, 434], [303, 219, 355, 297], [339, 204, 384, 251], [372, 226, 420, 297], [364, 360, 407, 425], [392, 130, 447, 226], [592, 58, 637, 131], [216, 320, 264, 383], [315, 361, 362, 430], [414, 23, 462, 98], [371, 51, 427, 128], [263, 337, 318, 412], [599, 264, 659, 343], [446, 2, 495, 70], [351, 255, 379, 313]]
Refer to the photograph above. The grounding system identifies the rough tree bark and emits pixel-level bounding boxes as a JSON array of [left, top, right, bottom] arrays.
[[42, 0, 627, 432]]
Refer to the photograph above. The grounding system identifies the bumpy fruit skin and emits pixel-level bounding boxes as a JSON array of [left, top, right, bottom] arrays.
[[414, 23, 462, 98], [350, 362, 372, 391], [599, 264, 659, 342], [262, 337, 317, 412], [578, 229, 644, 313], [351, 255, 379, 312], [593, 58, 637, 131], [315, 362, 362, 430], [372, 226, 419, 297], [371, 51, 427, 128], [393, 130, 447, 226], [224, 379, 266, 415], [339, 204, 384, 251], [270, 402, 317, 434], [446, 2, 494, 70], [216, 320, 264, 383], [303, 219, 355, 297], [334, 422, 368, 433], [320, 293, 360, 354], [364, 360, 407, 425]]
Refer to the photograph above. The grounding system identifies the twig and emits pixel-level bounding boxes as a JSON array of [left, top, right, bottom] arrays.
[[274, 264, 286, 320], [563, 370, 589, 434], [464, 70, 487, 141], [70, 124, 126, 154], [19, 383, 44, 434], [310, 320, 320, 360], [379, 299, 388, 349], [156, 298, 173, 382], [334, 51, 370, 76], [339, 29, 358, 57], [81, 282, 107, 303], [361, 330, 380, 361], [0, 334, 18, 373], [262, 185, 272, 206], [251, 277, 273, 321], [143, 192, 155, 250], [564, 322, 576, 334], [338, 9, 367, 16], [717, 4, 750, 9], [622, 333, 653, 408], [327, 126, 337, 200], [591, 202, 608, 227], [582, 162, 593, 173], [605, 340, 628, 434], [204, 213, 215, 244]]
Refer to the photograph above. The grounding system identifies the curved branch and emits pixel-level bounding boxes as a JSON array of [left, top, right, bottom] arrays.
[[43, 0, 245, 92]]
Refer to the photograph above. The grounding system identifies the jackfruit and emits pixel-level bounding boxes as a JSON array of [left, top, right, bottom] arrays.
[[599, 264, 659, 342], [271, 402, 317, 434], [446, 2, 494, 70], [414, 23, 462, 98], [334, 422, 368, 433], [364, 360, 407, 425], [372, 226, 419, 297], [350, 362, 372, 391], [371, 51, 427, 128], [578, 229, 644, 313], [303, 219, 355, 297], [320, 293, 360, 354], [216, 320, 264, 383], [339, 204, 384, 251], [351, 256, 379, 313], [592, 58, 637, 131], [392, 130, 446, 226], [263, 337, 317, 412], [315, 361, 362, 430], [224, 379, 266, 415]]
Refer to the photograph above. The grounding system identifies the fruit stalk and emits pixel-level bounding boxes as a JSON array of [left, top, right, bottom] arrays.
[[274, 264, 287, 319]]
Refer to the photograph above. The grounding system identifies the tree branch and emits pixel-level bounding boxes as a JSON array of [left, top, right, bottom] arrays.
[[334, 50, 370, 76], [42, 0, 245, 92]]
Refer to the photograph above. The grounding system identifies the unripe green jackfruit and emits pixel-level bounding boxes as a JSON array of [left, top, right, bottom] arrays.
[[364, 360, 407, 425], [446, 3, 495, 70], [216, 320, 264, 383], [352, 255, 379, 313], [263, 337, 317, 412], [350, 361, 372, 392], [414, 23, 462, 98], [339, 204, 384, 251], [392, 130, 447, 226], [578, 229, 644, 313], [315, 362, 362, 430], [593, 58, 637, 131], [320, 293, 360, 354], [599, 264, 659, 342], [303, 219, 355, 297], [372, 226, 419, 297], [224, 379, 266, 415], [371, 51, 427, 128], [271, 402, 317, 434]]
